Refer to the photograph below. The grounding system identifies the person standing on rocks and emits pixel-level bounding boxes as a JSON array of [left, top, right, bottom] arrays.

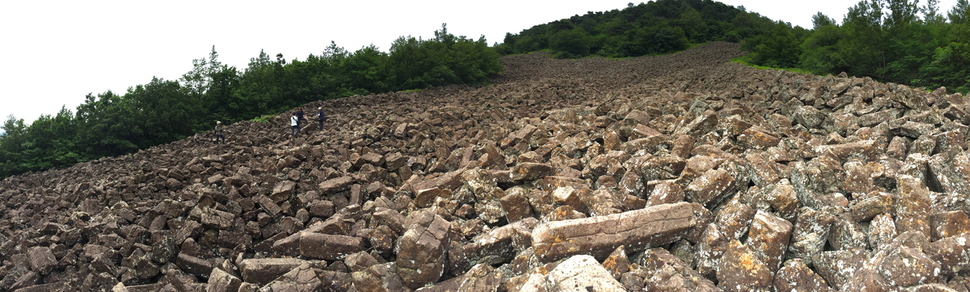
[[290, 112, 301, 137], [296, 107, 307, 130], [316, 106, 327, 131], [214, 121, 225, 143]]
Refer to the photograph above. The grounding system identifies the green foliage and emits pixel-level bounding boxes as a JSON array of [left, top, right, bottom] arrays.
[[741, 22, 803, 68], [499, 0, 771, 58], [0, 24, 503, 179], [250, 114, 276, 123], [743, 0, 970, 97]]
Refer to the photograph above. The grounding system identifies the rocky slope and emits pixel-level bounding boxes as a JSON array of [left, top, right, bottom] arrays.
[[2, 42, 970, 291]]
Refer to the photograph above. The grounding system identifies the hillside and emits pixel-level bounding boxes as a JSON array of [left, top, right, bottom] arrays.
[[2, 42, 970, 291]]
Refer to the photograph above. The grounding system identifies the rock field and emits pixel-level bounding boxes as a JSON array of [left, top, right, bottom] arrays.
[[3, 42, 970, 291]]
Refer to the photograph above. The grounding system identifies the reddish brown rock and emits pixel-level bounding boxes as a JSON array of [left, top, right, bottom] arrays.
[[271, 180, 296, 203], [773, 259, 832, 292], [26, 246, 56, 275], [510, 162, 556, 181], [714, 199, 756, 241], [685, 168, 737, 207], [272, 231, 364, 260], [207, 267, 242, 292], [716, 240, 772, 291], [318, 176, 355, 195], [896, 175, 933, 239], [645, 180, 685, 206], [238, 258, 307, 286], [532, 202, 704, 262], [351, 263, 405, 292], [745, 210, 792, 272], [929, 210, 970, 241], [396, 212, 452, 289]]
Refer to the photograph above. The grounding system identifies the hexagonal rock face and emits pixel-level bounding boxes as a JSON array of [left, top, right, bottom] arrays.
[[531, 202, 705, 262]]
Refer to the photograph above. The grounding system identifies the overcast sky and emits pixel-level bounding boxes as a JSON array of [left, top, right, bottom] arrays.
[[0, 0, 959, 126]]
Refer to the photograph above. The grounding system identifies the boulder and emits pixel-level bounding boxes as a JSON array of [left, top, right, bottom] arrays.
[[532, 202, 705, 262]]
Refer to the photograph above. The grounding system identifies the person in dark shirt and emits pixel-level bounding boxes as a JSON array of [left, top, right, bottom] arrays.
[[296, 107, 306, 129], [316, 107, 327, 131]]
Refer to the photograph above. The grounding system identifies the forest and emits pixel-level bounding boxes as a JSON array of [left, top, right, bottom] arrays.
[[742, 0, 970, 94], [495, 0, 778, 57], [0, 25, 501, 178], [2, 0, 969, 178]]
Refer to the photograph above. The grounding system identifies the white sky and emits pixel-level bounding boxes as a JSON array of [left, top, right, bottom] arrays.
[[0, 0, 958, 125]]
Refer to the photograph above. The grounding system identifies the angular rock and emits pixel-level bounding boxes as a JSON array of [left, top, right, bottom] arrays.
[[452, 218, 538, 273], [175, 253, 213, 278], [685, 168, 736, 208], [773, 259, 832, 292], [717, 240, 772, 291], [813, 247, 869, 290], [260, 262, 326, 292], [738, 126, 781, 149], [546, 255, 625, 291], [638, 247, 718, 291], [511, 162, 556, 181], [318, 176, 355, 195], [500, 188, 533, 222], [876, 245, 942, 287], [26, 246, 56, 274], [745, 210, 793, 272], [930, 210, 970, 241], [926, 233, 970, 278], [896, 175, 933, 239], [396, 212, 452, 289], [272, 231, 364, 260], [206, 267, 242, 292], [788, 207, 835, 266], [645, 180, 684, 206], [869, 213, 900, 251], [351, 263, 405, 292], [828, 216, 870, 251], [532, 202, 704, 262], [271, 180, 297, 203], [238, 258, 307, 286], [713, 199, 756, 241]]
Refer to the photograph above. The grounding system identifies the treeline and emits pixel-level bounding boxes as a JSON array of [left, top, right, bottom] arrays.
[[0, 25, 501, 178], [495, 0, 779, 58], [742, 0, 970, 93]]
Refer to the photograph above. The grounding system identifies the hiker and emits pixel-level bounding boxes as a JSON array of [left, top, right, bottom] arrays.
[[296, 107, 306, 129], [290, 112, 300, 136], [214, 121, 225, 143], [316, 107, 327, 130]]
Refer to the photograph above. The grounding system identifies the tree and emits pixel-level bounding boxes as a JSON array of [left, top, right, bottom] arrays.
[[812, 12, 837, 29], [75, 91, 143, 157], [884, 0, 920, 29], [742, 22, 802, 68], [127, 77, 199, 144], [678, 2, 708, 42], [549, 27, 592, 58], [951, 0, 970, 24]]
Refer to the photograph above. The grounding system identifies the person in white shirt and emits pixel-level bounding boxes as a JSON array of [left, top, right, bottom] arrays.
[[290, 112, 300, 137]]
